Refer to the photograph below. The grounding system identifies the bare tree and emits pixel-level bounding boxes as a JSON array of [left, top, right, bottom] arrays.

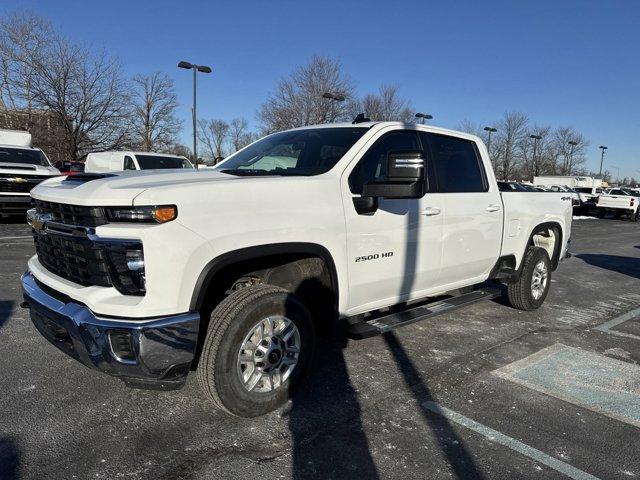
[[131, 72, 181, 152], [229, 117, 249, 151], [551, 126, 588, 175], [198, 119, 229, 161], [351, 85, 414, 122], [493, 111, 529, 180], [0, 13, 131, 160], [258, 56, 355, 133]]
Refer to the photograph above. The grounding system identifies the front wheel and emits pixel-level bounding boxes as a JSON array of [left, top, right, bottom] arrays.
[[507, 247, 551, 311], [197, 284, 315, 417]]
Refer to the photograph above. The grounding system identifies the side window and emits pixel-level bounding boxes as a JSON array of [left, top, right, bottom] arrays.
[[349, 131, 420, 194], [124, 156, 136, 170], [426, 134, 487, 193]]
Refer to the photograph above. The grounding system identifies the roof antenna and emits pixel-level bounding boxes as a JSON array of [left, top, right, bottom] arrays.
[[352, 113, 370, 124]]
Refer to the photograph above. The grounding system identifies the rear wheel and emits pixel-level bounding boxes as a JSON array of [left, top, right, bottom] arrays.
[[507, 247, 551, 311], [197, 284, 315, 417], [631, 209, 640, 222]]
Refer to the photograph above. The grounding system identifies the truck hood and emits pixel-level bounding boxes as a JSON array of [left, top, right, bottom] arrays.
[[0, 162, 60, 177], [29, 168, 274, 206]]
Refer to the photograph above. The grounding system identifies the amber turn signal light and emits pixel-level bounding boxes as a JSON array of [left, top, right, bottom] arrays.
[[152, 206, 177, 223]]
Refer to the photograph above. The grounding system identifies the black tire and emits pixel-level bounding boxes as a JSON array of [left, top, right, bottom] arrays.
[[197, 284, 315, 417], [596, 209, 606, 219], [507, 247, 551, 311], [631, 209, 640, 222]]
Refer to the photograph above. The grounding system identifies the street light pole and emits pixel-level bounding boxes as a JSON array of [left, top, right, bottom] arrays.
[[178, 61, 212, 169], [415, 112, 433, 124], [322, 92, 345, 123], [567, 140, 578, 175], [483, 126, 497, 154], [598, 145, 608, 177], [530, 134, 542, 176]]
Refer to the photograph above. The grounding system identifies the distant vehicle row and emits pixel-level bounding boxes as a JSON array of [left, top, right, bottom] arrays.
[[0, 129, 193, 216]]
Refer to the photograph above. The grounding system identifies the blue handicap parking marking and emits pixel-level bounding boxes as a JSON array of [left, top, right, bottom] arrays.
[[494, 343, 640, 428]]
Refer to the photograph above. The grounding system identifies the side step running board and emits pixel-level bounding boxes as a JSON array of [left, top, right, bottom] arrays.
[[347, 288, 500, 339]]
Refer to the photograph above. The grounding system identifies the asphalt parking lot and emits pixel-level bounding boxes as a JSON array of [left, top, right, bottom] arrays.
[[1, 217, 639, 480]]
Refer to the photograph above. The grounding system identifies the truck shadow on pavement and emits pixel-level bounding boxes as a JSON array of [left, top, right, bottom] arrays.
[[0, 300, 15, 331], [575, 253, 640, 279], [0, 436, 21, 480]]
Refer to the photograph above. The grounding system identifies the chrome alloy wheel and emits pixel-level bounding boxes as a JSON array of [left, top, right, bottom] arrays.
[[531, 260, 548, 300], [237, 316, 301, 393]]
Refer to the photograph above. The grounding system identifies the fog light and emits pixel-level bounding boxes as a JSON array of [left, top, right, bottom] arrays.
[[126, 250, 145, 272], [108, 330, 136, 363]]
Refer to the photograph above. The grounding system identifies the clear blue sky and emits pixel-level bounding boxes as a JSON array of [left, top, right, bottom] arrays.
[[2, 0, 639, 178]]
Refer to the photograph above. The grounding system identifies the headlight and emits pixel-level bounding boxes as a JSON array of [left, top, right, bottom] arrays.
[[105, 205, 177, 223], [104, 243, 146, 295]]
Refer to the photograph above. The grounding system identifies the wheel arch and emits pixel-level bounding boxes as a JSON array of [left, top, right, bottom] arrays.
[[523, 221, 564, 271], [190, 242, 340, 313]]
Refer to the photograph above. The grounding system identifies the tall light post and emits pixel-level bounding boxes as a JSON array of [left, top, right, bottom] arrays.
[[598, 145, 608, 177], [415, 112, 433, 124], [322, 92, 345, 123], [178, 60, 212, 169], [530, 134, 542, 176], [484, 126, 497, 154], [567, 140, 578, 175]]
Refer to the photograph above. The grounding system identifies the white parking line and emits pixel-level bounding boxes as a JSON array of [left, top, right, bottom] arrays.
[[0, 236, 31, 240], [422, 401, 601, 480], [594, 307, 640, 340]]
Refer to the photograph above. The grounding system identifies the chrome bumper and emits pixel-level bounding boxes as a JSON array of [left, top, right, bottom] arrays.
[[21, 271, 200, 390]]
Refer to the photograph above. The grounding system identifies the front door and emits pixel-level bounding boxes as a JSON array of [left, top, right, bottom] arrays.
[[342, 128, 444, 315]]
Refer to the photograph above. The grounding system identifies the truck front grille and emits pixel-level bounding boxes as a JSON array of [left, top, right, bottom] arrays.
[[34, 199, 108, 227], [33, 232, 112, 287], [0, 174, 52, 193]]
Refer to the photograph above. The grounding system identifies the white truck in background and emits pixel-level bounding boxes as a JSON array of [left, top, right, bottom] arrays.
[[22, 121, 572, 417], [0, 129, 60, 216], [596, 188, 640, 221], [84, 151, 193, 173]]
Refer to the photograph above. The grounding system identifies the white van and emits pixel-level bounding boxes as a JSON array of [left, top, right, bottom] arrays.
[[85, 151, 193, 173]]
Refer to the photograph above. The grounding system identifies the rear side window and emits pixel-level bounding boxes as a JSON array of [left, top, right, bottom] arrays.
[[124, 156, 136, 170], [423, 133, 487, 193]]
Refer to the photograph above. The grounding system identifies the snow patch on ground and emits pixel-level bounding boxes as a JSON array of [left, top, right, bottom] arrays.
[[573, 216, 598, 220]]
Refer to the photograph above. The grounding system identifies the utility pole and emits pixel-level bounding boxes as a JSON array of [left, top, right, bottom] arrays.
[[178, 61, 212, 169], [598, 145, 608, 177]]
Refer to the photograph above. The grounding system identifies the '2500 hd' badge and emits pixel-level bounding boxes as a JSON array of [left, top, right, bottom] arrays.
[[355, 252, 393, 262]]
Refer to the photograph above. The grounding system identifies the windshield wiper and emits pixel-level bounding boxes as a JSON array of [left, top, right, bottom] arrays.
[[219, 169, 275, 176]]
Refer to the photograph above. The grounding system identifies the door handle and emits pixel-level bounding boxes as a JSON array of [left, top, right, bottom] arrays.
[[421, 207, 441, 216], [486, 205, 501, 212]]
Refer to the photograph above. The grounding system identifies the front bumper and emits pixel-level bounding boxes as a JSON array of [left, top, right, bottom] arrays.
[[21, 271, 200, 390]]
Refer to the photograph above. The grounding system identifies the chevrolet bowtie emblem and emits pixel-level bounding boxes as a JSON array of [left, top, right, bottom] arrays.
[[12, 177, 27, 183], [26, 209, 52, 233]]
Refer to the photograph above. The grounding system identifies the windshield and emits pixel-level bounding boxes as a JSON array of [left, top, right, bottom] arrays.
[[0, 147, 50, 166], [216, 127, 368, 176], [135, 155, 193, 169]]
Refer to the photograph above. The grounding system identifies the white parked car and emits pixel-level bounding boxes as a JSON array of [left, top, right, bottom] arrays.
[[84, 151, 193, 173], [22, 122, 572, 416], [596, 188, 640, 221], [0, 129, 60, 215]]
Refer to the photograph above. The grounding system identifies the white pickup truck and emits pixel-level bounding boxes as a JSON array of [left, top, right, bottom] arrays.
[[21, 122, 572, 417], [596, 188, 640, 221], [0, 129, 60, 215]]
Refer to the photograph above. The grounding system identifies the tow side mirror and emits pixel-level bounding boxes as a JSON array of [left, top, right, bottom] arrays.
[[354, 151, 426, 215], [362, 151, 425, 199]]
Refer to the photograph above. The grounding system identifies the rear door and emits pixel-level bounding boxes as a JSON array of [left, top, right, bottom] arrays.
[[421, 132, 502, 287]]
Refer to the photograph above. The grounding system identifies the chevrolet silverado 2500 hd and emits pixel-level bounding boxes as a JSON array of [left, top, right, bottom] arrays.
[[596, 188, 640, 220], [0, 129, 60, 215], [21, 122, 572, 417]]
